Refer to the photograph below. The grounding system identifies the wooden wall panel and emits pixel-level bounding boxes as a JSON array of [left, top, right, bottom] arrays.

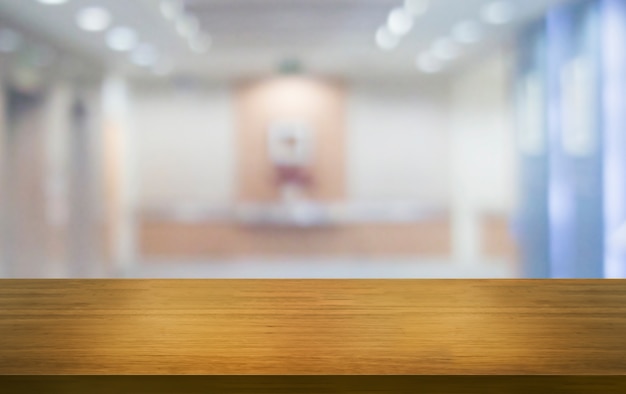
[[139, 219, 451, 259], [482, 214, 518, 261], [235, 77, 346, 202]]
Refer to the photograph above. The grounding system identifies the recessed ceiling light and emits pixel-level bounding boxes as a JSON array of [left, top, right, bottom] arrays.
[[481, 1, 514, 25], [0, 29, 21, 53], [451, 21, 483, 43], [404, 0, 429, 16], [160, 0, 183, 20], [416, 53, 442, 73], [387, 7, 414, 36], [176, 15, 200, 38], [106, 27, 138, 52], [131, 44, 159, 67], [431, 37, 460, 60], [37, 0, 69, 5], [76, 7, 112, 32], [375, 26, 399, 50]]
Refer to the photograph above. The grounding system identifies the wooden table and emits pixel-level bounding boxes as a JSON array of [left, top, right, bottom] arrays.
[[1, 280, 626, 392]]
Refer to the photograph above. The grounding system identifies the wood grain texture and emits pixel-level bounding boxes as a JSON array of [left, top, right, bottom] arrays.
[[1, 280, 626, 375]]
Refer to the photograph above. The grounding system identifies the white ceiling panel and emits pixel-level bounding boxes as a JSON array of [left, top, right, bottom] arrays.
[[0, 0, 573, 81]]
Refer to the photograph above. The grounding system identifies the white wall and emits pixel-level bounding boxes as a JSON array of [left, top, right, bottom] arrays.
[[346, 81, 451, 208], [449, 48, 518, 264], [450, 51, 518, 214], [132, 80, 453, 211], [131, 84, 235, 210], [129, 67, 515, 223]]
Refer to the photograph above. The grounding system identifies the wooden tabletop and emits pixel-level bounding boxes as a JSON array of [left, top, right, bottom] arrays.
[[1, 280, 626, 375]]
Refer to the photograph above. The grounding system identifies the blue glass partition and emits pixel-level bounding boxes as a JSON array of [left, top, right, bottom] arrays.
[[516, 22, 551, 278], [546, 0, 604, 278], [601, 0, 626, 278], [516, 0, 608, 278]]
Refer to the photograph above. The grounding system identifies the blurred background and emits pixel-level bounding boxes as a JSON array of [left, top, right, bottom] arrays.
[[0, 0, 623, 279]]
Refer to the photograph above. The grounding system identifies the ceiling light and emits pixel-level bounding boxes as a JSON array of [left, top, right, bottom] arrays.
[[375, 26, 399, 50], [160, 0, 183, 20], [404, 0, 429, 16], [131, 44, 159, 67], [481, 1, 514, 25], [76, 7, 112, 32], [189, 35, 211, 53], [451, 21, 483, 43], [176, 15, 200, 38], [0, 29, 21, 53], [387, 7, 414, 36], [106, 27, 138, 52], [416, 53, 442, 73], [431, 38, 460, 60], [37, 0, 69, 5]]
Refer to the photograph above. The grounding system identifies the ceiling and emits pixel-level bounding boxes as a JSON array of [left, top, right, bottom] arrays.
[[0, 0, 573, 82]]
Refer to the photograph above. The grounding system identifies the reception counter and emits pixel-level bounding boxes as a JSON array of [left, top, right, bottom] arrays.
[[1, 280, 626, 392]]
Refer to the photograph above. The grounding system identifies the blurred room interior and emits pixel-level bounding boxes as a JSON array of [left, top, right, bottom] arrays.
[[0, 0, 624, 279]]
